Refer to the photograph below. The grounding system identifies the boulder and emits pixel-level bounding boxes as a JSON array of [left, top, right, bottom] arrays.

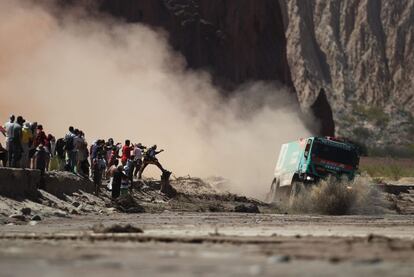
[[234, 204, 260, 214]]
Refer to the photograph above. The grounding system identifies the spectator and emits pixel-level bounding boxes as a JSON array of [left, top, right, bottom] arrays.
[[121, 140, 133, 165], [21, 122, 33, 168], [0, 142, 7, 167], [92, 153, 106, 195], [33, 144, 49, 174], [3, 115, 15, 166], [9, 116, 24, 168], [64, 126, 76, 172], [112, 165, 127, 199], [133, 143, 145, 178], [54, 138, 66, 170]]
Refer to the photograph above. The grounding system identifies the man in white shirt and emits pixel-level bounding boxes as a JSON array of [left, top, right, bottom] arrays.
[[133, 143, 145, 178], [3, 115, 15, 153]]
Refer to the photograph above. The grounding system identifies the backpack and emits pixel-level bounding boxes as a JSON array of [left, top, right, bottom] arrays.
[[65, 136, 74, 151]]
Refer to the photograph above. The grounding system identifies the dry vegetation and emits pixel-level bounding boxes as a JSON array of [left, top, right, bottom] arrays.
[[289, 175, 388, 215], [359, 157, 414, 180]]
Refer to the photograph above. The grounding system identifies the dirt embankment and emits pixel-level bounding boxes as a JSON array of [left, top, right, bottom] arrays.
[[0, 168, 270, 226], [1, 167, 414, 227]]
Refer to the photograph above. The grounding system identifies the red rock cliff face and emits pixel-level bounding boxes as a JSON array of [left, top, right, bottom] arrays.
[[94, 0, 292, 89]]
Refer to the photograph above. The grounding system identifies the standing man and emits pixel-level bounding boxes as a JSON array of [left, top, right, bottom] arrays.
[[20, 122, 33, 168], [64, 126, 76, 172], [121, 140, 134, 165], [137, 145, 166, 179], [3, 115, 15, 166], [112, 165, 127, 199], [92, 153, 107, 195], [133, 143, 145, 178], [10, 116, 24, 168]]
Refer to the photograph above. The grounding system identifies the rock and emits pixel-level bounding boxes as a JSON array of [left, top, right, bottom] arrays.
[[92, 223, 144, 234], [208, 204, 224, 212], [31, 215, 42, 221], [267, 255, 291, 264], [354, 258, 383, 265], [70, 209, 80, 215], [20, 207, 31, 215], [29, 221, 38, 226], [54, 211, 69, 218], [72, 202, 80, 208], [113, 195, 145, 213], [88, 0, 414, 146], [283, 0, 414, 144], [160, 171, 177, 198], [9, 214, 26, 221], [126, 207, 145, 213], [106, 207, 116, 213], [234, 204, 260, 213]]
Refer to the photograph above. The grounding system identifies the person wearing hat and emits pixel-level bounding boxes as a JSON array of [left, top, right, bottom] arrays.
[[20, 122, 33, 168], [137, 144, 166, 179]]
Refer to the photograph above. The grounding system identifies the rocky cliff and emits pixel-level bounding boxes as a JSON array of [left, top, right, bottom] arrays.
[[65, 0, 414, 149], [282, 0, 414, 148]]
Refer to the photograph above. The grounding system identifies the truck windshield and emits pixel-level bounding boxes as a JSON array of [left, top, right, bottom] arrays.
[[312, 142, 357, 166]]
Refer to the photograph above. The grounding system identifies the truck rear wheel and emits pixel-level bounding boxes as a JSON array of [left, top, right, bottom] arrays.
[[266, 178, 277, 203], [289, 176, 303, 206]]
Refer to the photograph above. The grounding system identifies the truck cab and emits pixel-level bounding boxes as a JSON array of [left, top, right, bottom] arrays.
[[268, 137, 359, 202]]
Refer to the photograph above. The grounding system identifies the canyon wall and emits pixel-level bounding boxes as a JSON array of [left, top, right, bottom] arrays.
[[282, 0, 414, 146], [64, 0, 414, 147]]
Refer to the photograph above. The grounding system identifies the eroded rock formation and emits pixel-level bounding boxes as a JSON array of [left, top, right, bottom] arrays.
[[63, 0, 414, 147], [282, 0, 414, 146]]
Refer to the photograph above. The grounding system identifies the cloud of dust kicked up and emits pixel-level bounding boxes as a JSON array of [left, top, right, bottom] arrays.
[[0, 0, 311, 199]]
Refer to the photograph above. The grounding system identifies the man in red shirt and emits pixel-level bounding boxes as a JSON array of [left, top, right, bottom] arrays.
[[121, 140, 133, 165]]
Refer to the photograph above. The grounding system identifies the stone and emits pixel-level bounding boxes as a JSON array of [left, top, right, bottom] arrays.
[[70, 209, 80, 215], [9, 214, 26, 221], [283, 0, 414, 145], [54, 211, 69, 218], [113, 195, 145, 213], [72, 202, 80, 208], [92, 223, 144, 234], [267, 255, 291, 264], [234, 204, 260, 213], [20, 207, 31, 215], [89, 0, 414, 146], [31, 215, 42, 221]]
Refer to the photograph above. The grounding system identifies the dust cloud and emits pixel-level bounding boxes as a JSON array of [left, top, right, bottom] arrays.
[[0, 0, 310, 199], [289, 175, 388, 215]]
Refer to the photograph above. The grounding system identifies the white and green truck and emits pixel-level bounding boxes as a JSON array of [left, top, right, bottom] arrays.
[[268, 136, 360, 203]]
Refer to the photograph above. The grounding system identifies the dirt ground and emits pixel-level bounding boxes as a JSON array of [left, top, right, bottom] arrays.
[[1, 175, 414, 276], [1, 213, 414, 276]]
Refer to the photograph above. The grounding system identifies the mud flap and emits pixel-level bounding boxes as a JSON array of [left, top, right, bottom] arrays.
[[267, 178, 291, 204], [266, 178, 278, 203]]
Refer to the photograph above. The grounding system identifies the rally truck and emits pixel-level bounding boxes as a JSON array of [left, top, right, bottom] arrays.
[[268, 136, 360, 203]]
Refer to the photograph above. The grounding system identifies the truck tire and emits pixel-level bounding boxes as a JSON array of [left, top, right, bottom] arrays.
[[265, 178, 276, 203], [289, 176, 302, 205], [267, 178, 279, 203]]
